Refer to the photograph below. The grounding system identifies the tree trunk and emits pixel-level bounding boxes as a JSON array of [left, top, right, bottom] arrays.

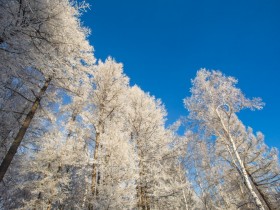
[[0, 78, 51, 182], [216, 109, 265, 210], [91, 132, 100, 196], [178, 164, 189, 210], [229, 138, 265, 210], [47, 200, 52, 210], [137, 150, 150, 210], [246, 168, 273, 210]]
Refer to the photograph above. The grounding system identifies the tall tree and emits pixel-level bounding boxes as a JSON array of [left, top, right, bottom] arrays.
[[184, 69, 270, 210], [92, 121, 137, 209], [127, 85, 180, 209], [19, 128, 88, 210], [83, 57, 136, 208], [216, 124, 280, 209], [0, 0, 95, 182]]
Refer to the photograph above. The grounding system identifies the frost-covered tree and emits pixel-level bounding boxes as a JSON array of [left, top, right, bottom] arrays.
[[184, 69, 279, 210], [87, 57, 129, 194], [1, 1, 279, 208], [1, 85, 93, 209], [0, 69, 39, 161], [0, 0, 94, 74], [20, 129, 88, 210], [242, 130, 280, 209], [58, 92, 93, 209], [187, 139, 222, 209], [173, 162, 202, 210], [0, 0, 95, 182], [93, 121, 137, 209], [127, 85, 183, 209], [216, 123, 280, 209], [82, 57, 137, 209], [184, 132, 241, 210]]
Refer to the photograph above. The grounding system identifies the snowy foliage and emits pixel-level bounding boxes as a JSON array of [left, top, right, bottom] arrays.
[[0, 1, 279, 210]]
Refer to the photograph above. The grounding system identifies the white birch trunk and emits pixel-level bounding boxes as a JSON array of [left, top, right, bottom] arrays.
[[216, 108, 265, 210]]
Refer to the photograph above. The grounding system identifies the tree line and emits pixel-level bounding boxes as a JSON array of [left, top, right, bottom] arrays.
[[0, 0, 279, 209]]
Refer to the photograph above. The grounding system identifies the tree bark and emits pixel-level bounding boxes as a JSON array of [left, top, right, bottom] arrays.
[[229, 137, 265, 210], [215, 109, 265, 210], [0, 78, 51, 182], [246, 168, 273, 210], [178, 164, 189, 210], [91, 132, 100, 196], [47, 200, 52, 210], [136, 148, 150, 210]]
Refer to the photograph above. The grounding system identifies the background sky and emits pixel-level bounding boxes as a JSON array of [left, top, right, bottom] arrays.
[[81, 0, 280, 149]]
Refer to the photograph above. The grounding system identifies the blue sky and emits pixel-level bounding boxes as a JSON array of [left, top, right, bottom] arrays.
[[81, 0, 280, 149]]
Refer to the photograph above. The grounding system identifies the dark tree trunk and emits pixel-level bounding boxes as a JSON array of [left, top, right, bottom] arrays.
[[137, 149, 150, 210], [0, 78, 51, 182], [91, 132, 100, 196]]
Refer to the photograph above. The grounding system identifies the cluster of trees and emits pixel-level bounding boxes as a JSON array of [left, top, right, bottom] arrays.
[[0, 0, 279, 209]]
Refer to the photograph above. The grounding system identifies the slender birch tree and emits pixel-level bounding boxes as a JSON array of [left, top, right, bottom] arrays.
[[184, 69, 270, 210]]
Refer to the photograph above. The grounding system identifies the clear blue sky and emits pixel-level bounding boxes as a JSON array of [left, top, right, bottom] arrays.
[[81, 0, 280, 149]]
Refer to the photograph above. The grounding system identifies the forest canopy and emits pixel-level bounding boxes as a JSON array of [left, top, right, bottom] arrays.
[[0, 0, 279, 209]]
